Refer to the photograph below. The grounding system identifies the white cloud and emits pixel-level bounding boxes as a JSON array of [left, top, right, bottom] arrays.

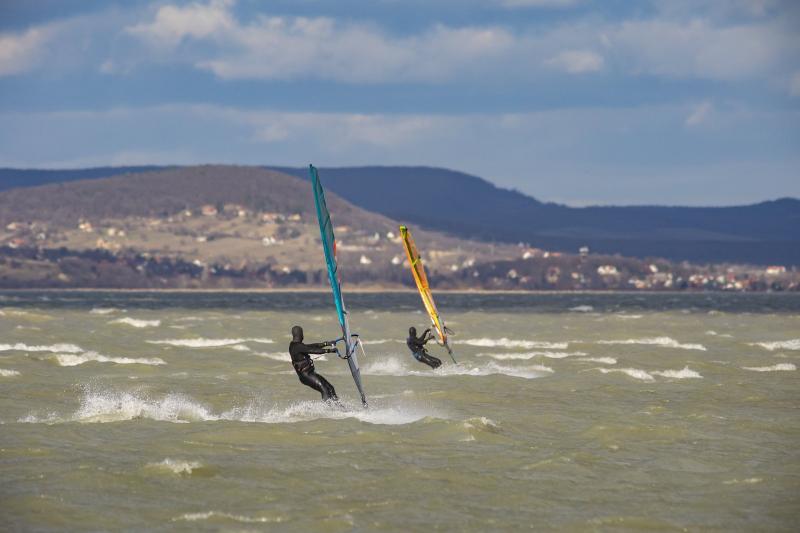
[[546, 49, 604, 73], [686, 101, 713, 126], [0, 27, 52, 76], [609, 19, 783, 81], [128, 5, 514, 83], [127, 0, 236, 47]]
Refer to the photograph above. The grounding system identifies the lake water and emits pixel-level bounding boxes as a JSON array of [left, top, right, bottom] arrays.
[[1, 291, 798, 531]]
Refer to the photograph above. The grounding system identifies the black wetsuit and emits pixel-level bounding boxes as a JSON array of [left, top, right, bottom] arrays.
[[407, 328, 442, 369], [289, 339, 338, 402]]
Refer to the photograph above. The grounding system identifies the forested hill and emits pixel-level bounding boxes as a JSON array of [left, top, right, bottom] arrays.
[[2, 165, 798, 265]]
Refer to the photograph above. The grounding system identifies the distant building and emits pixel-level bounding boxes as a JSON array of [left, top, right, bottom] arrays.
[[579, 246, 589, 258], [201, 205, 218, 216], [766, 266, 786, 275]]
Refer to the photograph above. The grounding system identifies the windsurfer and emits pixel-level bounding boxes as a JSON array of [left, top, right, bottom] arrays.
[[406, 326, 442, 369], [289, 325, 339, 402]]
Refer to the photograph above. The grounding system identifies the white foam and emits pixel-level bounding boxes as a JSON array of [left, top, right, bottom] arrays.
[[476, 351, 586, 360], [74, 390, 216, 423], [52, 352, 166, 367], [0, 369, 20, 377], [229, 344, 251, 352], [110, 317, 161, 328], [749, 339, 800, 351], [651, 366, 703, 379], [221, 399, 434, 426], [252, 351, 291, 361], [598, 368, 655, 382], [148, 338, 274, 348], [597, 337, 706, 351], [90, 308, 118, 315], [742, 363, 796, 372], [173, 511, 285, 524], [362, 356, 552, 379], [0, 342, 83, 353], [461, 338, 568, 350], [361, 338, 397, 345], [569, 305, 594, 312], [577, 357, 617, 365], [22, 389, 434, 426], [147, 458, 202, 475], [615, 314, 643, 320]]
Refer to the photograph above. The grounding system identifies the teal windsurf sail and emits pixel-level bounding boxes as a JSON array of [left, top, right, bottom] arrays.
[[310, 164, 367, 407]]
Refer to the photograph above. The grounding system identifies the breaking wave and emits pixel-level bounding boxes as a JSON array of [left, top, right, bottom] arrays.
[[362, 356, 552, 379], [569, 305, 594, 313], [597, 337, 706, 351], [19, 388, 435, 426], [749, 340, 800, 351], [577, 357, 616, 365], [110, 317, 161, 328], [651, 366, 703, 379], [146, 458, 202, 475], [148, 338, 274, 348], [50, 352, 165, 367], [598, 368, 655, 382], [0, 368, 20, 377], [0, 342, 83, 353], [742, 363, 796, 372], [476, 351, 586, 360], [173, 511, 285, 524], [598, 366, 703, 381], [90, 308, 118, 315], [461, 338, 568, 350]]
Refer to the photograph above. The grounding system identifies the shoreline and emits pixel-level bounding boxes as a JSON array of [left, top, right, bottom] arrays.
[[0, 287, 795, 295]]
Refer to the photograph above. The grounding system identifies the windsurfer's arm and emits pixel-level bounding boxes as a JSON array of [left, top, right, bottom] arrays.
[[419, 328, 432, 344], [300, 342, 331, 354]]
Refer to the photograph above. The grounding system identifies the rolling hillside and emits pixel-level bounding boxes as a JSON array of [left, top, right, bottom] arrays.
[[2, 165, 798, 265]]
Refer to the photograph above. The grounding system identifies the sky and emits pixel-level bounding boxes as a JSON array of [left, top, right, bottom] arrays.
[[0, 0, 798, 206]]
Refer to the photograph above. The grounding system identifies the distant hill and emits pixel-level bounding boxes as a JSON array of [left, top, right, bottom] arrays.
[[2, 165, 798, 265]]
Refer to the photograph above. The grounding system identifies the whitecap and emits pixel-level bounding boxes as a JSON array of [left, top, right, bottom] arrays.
[[569, 305, 594, 313], [172, 511, 285, 524], [651, 366, 703, 379], [598, 368, 655, 382], [221, 399, 434, 426], [0, 368, 20, 377], [90, 308, 118, 315], [749, 339, 800, 351], [0, 342, 83, 353], [362, 357, 552, 379], [51, 352, 166, 367], [615, 314, 642, 320], [229, 344, 251, 352], [148, 338, 273, 348], [461, 338, 568, 350], [146, 458, 202, 475], [577, 357, 616, 365], [110, 317, 161, 328], [742, 363, 796, 372], [597, 337, 706, 351], [476, 351, 586, 360]]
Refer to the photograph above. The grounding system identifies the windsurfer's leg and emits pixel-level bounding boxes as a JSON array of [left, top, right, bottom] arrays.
[[317, 374, 338, 401], [297, 370, 326, 399], [420, 352, 442, 369]]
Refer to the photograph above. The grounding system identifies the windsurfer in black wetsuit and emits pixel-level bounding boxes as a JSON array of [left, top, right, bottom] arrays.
[[289, 325, 339, 402], [406, 326, 442, 369]]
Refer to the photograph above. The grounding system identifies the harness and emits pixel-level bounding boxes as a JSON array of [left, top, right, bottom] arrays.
[[293, 359, 314, 374]]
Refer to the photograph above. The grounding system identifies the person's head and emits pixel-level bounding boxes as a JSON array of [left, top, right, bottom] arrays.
[[291, 325, 304, 342], [408, 326, 416, 337]]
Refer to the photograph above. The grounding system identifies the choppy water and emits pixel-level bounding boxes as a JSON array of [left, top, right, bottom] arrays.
[[1, 291, 798, 531]]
